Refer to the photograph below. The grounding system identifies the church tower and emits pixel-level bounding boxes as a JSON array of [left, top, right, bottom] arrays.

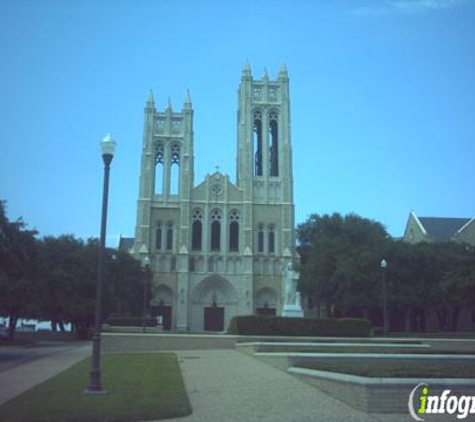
[[134, 91, 194, 249], [237, 62, 296, 279], [131, 65, 297, 332]]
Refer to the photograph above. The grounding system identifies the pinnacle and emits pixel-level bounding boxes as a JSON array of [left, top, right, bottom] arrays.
[[242, 59, 252, 76], [147, 89, 154, 103], [278, 63, 289, 79], [184, 89, 192, 105]]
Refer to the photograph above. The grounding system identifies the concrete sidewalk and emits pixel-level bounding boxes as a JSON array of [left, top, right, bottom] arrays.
[[0, 343, 91, 405], [0, 344, 416, 421], [168, 350, 414, 422]]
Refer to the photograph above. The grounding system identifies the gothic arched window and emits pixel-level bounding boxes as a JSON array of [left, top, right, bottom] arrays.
[[154, 143, 164, 194], [170, 143, 180, 195], [210, 209, 221, 252], [166, 222, 173, 251], [192, 209, 202, 251], [156, 221, 163, 250], [269, 111, 279, 176], [268, 225, 276, 254], [253, 110, 263, 176], [257, 224, 264, 253], [229, 209, 240, 252]]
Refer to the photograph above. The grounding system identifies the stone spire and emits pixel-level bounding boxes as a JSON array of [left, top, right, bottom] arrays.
[[183, 89, 192, 109], [278, 63, 288, 79], [166, 96, 172, 112], [242, 60, 252, 78], [146, 89, 155, 109], [262, 67, 269, 83]]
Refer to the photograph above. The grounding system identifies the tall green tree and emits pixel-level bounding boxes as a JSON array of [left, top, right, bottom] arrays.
[[37, 235, 150, 332], [36, 235, 85, 330], [105, 250, 151, 318], [297, 213, 390, 316], [298, 211, 475, 332], [0, 200, 38, 339], [435, 242, 475, 330]]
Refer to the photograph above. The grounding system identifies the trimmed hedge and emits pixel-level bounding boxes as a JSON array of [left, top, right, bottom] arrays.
[[106, 317, 157, 327], [76, 326, 94, 340], [228, 315, 371, 337]]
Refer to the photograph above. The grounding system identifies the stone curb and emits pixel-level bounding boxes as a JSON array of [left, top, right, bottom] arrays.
[[288, 366, 475, 414]]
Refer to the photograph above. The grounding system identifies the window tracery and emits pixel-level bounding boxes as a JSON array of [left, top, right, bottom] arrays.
[[155, 118, 166, 133], [154, 143, 164, 194], [171, 119, 182, 134], [229, 210, 240, 252], [257, 224, 264, 253], [268, 224, 276, 254], [269, 111, 279, 177], [269, 87, 277, 101], [210, 209, 221, 252], [166, 222, 173, 250], [156, 221, 163, 250], [170, 143, 180, 195], [254, 110, 263, 176], [192, 209, 203, 251]]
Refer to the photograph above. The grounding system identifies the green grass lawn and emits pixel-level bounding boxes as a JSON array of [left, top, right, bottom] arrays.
[[0, 353, 191, 422], [296, 360, 475, 378]]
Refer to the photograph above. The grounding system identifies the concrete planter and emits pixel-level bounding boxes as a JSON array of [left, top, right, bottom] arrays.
[[289, 366, 475, 414]]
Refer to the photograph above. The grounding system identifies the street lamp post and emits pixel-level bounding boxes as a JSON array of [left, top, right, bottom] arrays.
[[85, 134, 116, 395], [380, 258, 388, 337], [142, 256, 150, 333]]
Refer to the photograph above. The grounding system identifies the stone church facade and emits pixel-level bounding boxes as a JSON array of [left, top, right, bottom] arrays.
[[129, 64, 297, 332]]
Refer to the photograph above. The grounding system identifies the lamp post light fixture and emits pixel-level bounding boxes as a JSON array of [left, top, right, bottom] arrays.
[[380, 258, 388, 337], [85, 133, 116, 395], [142, 255, 151, 333]]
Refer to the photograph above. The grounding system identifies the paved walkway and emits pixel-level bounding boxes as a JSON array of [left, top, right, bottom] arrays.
[[0, 343, 432, 421], [168, 349, 414, 422], [0, 343, 91, 405]]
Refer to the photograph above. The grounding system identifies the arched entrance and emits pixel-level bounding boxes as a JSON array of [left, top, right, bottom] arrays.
[[255, 287, 278, 316], [150, 284, 173, 330], [191, 276, 238, 332]]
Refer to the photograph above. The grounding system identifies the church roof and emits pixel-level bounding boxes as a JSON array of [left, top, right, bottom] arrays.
[[418, 217, 470, 242], [118, 236, 134, 252]]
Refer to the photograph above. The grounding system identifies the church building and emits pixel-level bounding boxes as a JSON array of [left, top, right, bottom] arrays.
[[126, 64, 297, 332]]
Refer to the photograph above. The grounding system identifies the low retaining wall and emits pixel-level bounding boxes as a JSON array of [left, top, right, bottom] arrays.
[[254, 352, 475, 371], [14, 331, 76, 342], [289, 367, 475, 414], [103, 333, 419, 352], [102, 333, 240, 351], [235, 341, 430, 356]]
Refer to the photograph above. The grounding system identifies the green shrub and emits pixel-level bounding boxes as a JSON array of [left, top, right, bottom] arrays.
[[228, 315, 270, 335], [75, 326, 94, 340], [228, 315, 371, 337], [106, 317, 157, 327]]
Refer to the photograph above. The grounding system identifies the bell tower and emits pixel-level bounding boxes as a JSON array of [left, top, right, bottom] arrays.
[[133, 91, 194, 256], [236, 62, 295, 257]]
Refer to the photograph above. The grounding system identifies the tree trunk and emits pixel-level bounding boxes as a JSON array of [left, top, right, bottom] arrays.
[[435, 310, 444, 331], [403, 308, 410, 333], [451, 307, 460, 331], [8, 315, 18, 340]]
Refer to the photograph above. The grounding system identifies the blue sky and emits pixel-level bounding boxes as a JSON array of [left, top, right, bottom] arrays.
[[1, 0, 474, 245]]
